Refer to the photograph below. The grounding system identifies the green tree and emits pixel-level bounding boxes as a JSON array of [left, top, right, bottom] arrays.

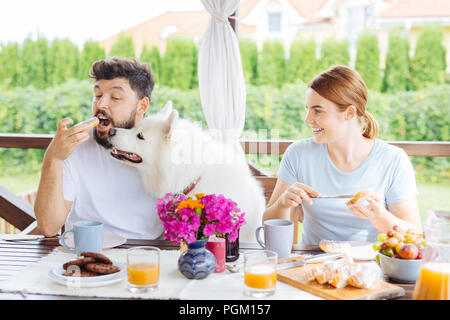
[[47, 38, 79, 86], [319, 37, 350, 70], [355, 31, 381, 91], [0, 42, 21, 87], [287, 37, 318, 84], [140, 43, 161, 85], [108, 32, 135, 58], [258, 40, 286, 87], [19, 37, 49, 89], [77, 40, 105, 79], [239, 38, 258, 85], [382, 29, 410, 93], [409, 25, 447, 90], [161, 38, 198, 89]]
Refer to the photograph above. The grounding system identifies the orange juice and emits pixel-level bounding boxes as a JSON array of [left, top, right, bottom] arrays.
[[413, 262, 450, 300], [127, 262, 159, 286], [244, 265, 277, 289]]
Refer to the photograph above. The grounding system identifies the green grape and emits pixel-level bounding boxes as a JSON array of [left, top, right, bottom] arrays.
[[378, 233, 388, 242], [405, 235, 414, 243], [385, 248, 394, 257], [372, 241, 382, 251], [375, 254, 380, 264]]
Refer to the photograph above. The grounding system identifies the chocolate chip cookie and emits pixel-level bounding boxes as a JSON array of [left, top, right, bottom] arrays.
[[62, 257, 96, 270], [80, 252, 113, 264], [84, 262, 120, 274]]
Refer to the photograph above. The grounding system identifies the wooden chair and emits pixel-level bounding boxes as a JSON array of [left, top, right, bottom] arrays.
[[0, 185, 36, 233]]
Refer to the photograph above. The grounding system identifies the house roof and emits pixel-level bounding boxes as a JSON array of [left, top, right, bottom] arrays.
[[375, 0, 450, 18], [100, 0, 259, 54], [288, 0, 329, 23], [100, 11, 203, 54]]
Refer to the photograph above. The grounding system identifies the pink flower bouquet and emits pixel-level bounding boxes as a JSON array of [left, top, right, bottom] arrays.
[[156, 193, 246, 244]]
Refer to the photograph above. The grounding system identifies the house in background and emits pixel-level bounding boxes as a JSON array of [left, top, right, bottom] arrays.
[[372, 0, 450, 71], [100, 0, 450, 72]]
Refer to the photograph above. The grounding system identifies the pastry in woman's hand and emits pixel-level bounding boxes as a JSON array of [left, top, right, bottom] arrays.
[[346, 188, 374, 207]]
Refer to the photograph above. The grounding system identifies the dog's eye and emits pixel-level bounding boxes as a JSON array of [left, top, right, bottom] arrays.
[[137, 132, 145, 140]]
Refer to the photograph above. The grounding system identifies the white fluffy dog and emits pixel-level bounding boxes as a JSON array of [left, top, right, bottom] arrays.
[[108, 102, 266, 242]]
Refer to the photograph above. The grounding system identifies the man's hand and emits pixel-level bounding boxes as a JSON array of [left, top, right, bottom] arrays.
[[44, 118, 91, 163]]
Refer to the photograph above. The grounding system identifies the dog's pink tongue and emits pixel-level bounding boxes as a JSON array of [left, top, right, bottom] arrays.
[[116, 150, 129, 156], [116, 150, 141, 161]]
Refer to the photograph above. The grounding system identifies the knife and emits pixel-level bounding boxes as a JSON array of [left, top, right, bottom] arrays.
[[277, 252, 343, 270], [315, 195, 353, 199], [0, 234, 45, 241]]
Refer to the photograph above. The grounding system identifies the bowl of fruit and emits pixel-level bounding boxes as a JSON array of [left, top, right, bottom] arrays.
[[373, 226, 425, 283]]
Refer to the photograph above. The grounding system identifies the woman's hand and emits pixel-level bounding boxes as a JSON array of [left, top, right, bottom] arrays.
[[277, 182, 320, 209], [347, 193, 422, 233], [347, 192, 388, 219]]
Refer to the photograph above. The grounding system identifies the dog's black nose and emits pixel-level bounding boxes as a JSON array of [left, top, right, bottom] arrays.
[[108, 128, 116, 137]]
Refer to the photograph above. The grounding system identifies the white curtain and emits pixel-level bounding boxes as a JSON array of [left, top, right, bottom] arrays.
[[198, 0, 246, 148]]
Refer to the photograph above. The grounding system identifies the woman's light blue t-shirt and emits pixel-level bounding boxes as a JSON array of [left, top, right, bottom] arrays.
[[277, 138, 418, 245]]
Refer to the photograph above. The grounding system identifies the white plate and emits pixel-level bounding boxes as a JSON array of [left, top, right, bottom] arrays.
[[47, 261, 126, 288], [292, 241, 377, 261], [59, 233, 127, 250], [347, 241, 377, 261]]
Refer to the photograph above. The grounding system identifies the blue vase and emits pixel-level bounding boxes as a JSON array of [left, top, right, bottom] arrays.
[[178, 239, 217, 279]]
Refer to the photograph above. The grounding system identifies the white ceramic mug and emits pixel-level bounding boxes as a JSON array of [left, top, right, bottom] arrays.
[[255, 219, 293, 259]]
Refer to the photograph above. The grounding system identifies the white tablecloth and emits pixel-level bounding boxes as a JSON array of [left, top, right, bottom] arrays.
[[0, 247, 321, 300]]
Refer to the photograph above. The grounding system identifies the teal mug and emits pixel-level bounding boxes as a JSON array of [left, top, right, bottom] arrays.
[[61, 221, 104, 256]]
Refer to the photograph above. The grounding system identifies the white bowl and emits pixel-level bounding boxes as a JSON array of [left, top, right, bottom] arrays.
[[379, 253, 422, 283]]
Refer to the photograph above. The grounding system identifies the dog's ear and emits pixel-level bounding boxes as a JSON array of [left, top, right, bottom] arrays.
[[163, 109, 178, 141], [159, 101, 173, 118]]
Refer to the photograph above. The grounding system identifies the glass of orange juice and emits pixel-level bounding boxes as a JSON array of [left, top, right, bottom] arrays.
[[413, 210, 450, 300], [243, 250, 277, 297], [127, 246, 160, 293]]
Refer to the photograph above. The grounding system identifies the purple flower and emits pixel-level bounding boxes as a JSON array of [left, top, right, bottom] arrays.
[[156, 192, 246, 244], [203, 224, 216, 236]]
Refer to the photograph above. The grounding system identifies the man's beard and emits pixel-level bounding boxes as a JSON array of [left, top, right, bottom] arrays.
[[94, 107, 137, 149]]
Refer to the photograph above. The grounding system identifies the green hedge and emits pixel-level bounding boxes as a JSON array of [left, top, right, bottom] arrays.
[[382, 29, 410, 93], [287, 37, 319, 84], [409, 26, 447, 91], [258, 40, 286, 87], [355, 31, 381, 91], [2, 26, 448, 94], [0, 81, 448, 182]]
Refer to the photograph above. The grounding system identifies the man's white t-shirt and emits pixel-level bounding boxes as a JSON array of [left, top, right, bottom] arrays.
[[278, 138, 418, 245], [62, 130, 163, 239]]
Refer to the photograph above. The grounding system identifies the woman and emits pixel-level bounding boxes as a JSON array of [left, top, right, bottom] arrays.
[[263, 65, 421, 245]]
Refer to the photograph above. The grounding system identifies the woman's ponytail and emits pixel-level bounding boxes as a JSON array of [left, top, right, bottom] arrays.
[[362, 111, 378, 139]]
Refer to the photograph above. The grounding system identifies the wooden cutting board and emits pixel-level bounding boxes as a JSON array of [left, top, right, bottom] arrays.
[[277, 256, 405, 300]]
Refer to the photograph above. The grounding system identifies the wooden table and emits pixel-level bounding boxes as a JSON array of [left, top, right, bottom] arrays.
[[0, 238, 414, 300]]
